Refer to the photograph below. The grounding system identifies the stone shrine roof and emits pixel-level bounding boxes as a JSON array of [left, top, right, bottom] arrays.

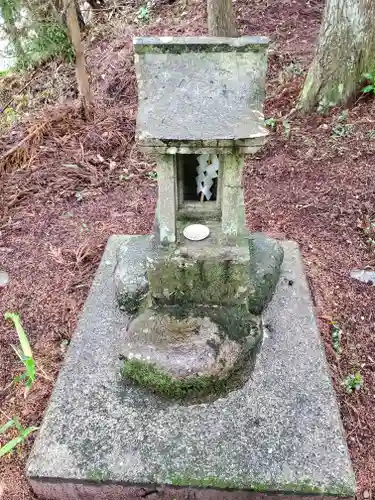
[[134, 36, 269, 153]]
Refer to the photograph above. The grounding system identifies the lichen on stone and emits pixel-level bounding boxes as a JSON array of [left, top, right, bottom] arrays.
[[117, 287, 148, 316], [120, 304, 263, 403]]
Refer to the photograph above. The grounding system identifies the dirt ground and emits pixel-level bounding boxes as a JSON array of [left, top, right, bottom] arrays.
[[0, 0, 374, 498]]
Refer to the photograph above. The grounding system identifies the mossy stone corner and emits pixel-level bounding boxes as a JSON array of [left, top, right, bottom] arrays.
[[114, 235, 151, 314], [248, 232, 284, 314]]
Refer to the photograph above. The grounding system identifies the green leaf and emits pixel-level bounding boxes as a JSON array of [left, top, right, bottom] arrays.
[[21, 426, 38, 439], [4, 313, 33, 358], [265, 117, 276, 129], [362, 85, 374, 94], [24, 357, 36, 382], [12, 416, 23, 433], [13, 373, 27, 384], [0, 436, 24, 457], [0, 420, 15, 434], [362, 73, 374, 81]]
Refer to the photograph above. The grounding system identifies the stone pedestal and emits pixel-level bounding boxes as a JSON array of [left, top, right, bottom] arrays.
[[114, 230, 283, 402], [147, 240, 251, 307], [27, 236, 356, 500]]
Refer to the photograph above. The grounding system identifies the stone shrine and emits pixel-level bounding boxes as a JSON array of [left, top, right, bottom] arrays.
[[115, 36, 281, 402], [27, 36, 355, 500]]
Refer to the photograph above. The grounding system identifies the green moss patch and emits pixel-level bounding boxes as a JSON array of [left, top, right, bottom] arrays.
[[166, 474, 353, 495], [158, 303, 262, 344], [121, 303, 263, 402], [122, 358, 231, 401]]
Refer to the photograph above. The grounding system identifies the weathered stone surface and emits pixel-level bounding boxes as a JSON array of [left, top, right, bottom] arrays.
[[120, 306, 262, 401], [27, 236, 355, 500], [221, 155, 246, 237], [147, 243, 251, 306], [350, 269, 375, 285], [26, 483, 354, 500], [134, 37, 269, 146], [155, 154, 177, 244], [0, 270, 9, 287], [114, 235, 151, 313], [122, 309, 236, 377], [248, 233, 284, 314]]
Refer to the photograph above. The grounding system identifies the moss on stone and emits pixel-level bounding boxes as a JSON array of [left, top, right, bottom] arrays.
[[121, 304, 263, 402], [148, 253, 251, 307], [122, 358, 230, 401], [135, 43, 268, 55], [167, 473, 244, 490], [86, 469, 109, 483], [247, 233, 284, 314], [166, 474, 354, 496], [156, 303, 262, 345], [118, 288, 149, 316]]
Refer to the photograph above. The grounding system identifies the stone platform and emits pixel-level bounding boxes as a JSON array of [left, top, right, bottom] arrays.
[[27, 236, 356, 500]]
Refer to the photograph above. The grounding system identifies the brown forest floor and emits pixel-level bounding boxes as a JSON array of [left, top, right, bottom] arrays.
[[1, 0, 375, 498]]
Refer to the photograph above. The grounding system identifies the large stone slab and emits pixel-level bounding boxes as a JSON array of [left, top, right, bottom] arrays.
[[27, 236, 356, 500], [134, 37, 269, 148]]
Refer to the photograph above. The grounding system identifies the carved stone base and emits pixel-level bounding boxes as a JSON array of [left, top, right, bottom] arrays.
[[120, 306, 262, 402]]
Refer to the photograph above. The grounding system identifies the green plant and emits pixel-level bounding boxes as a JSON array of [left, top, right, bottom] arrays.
[[2, 106, 17, 126], [330, 321, 342, 354], [361, 72, 375, 94], [343, 372, 363, 393], [359, 216, 375, 252], [4, 312, 36, 394], [0, 0, 75, 70], [137, 5, 150, 22], [0, 0, 24, 63], [0, 416, 38, 457], [86, 469, 109, 482], [20, 21, 74, 69], [331, 123, 353, 137], [264, 117, 276, 130], [146, 169, 157, 180]]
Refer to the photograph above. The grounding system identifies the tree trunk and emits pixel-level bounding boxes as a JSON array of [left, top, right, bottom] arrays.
[[300, 0, 375, 111], [64, 0, 93, 119], [75, 0, 86, 30], [207, 0, 238, 37]]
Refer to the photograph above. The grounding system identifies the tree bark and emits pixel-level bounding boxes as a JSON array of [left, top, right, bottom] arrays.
[[300, 0, 375, 111], [64, 0, 93, 119], [207, 0, 238, 37]]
